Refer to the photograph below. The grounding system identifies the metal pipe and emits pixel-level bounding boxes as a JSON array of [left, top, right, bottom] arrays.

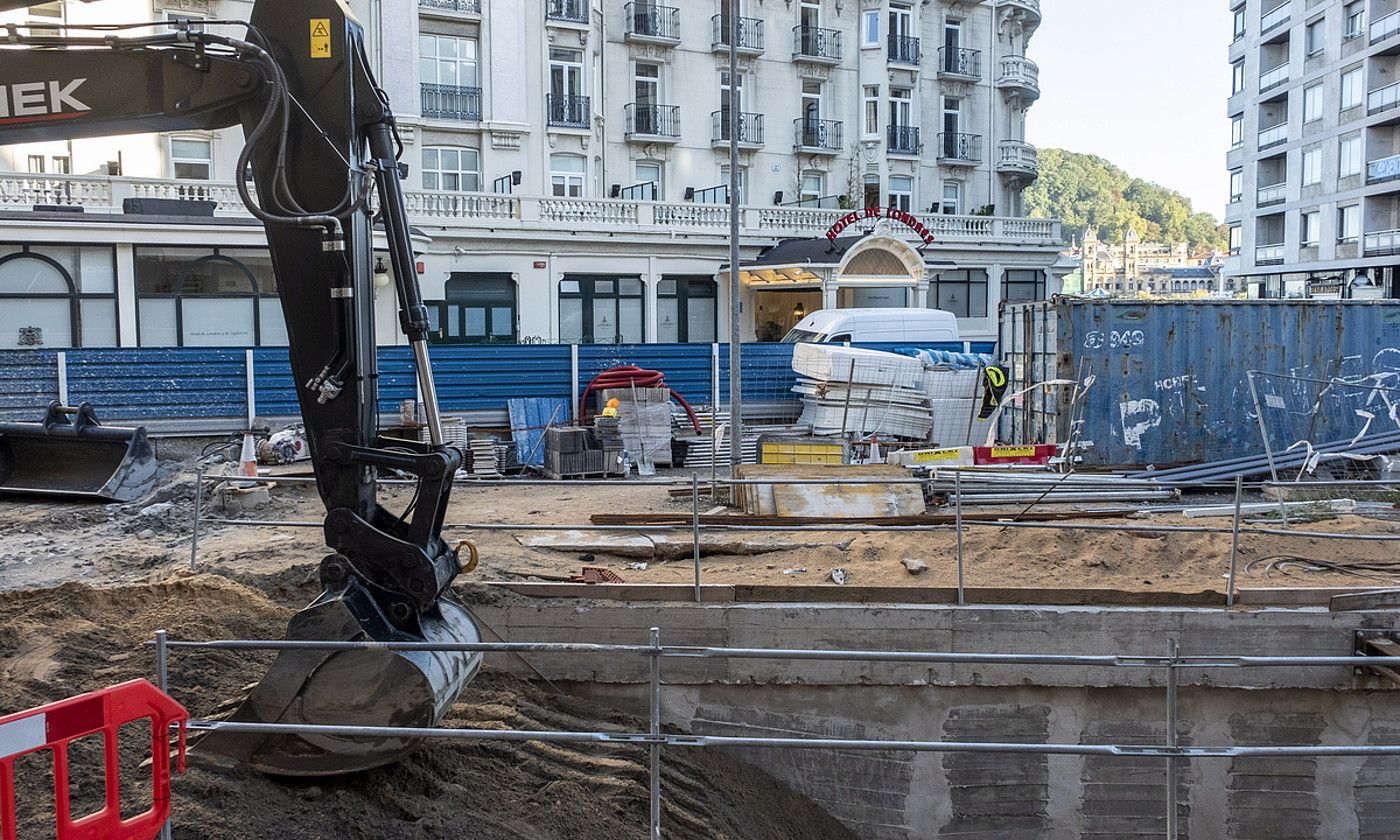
[[155, 630, 173, 840], [1166, 639, 1179, 840], [1227, 476, 1244, 608], [692, 473, 702, 603], [649, 627, 662, 840], [955, 472, 965, 605], [727, 3, 742, 483], [190, 465, 204, 572], [1246, 371, 1280, 482]]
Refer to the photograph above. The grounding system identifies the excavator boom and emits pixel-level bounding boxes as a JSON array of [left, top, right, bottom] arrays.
[[0, 0, 481, 775]]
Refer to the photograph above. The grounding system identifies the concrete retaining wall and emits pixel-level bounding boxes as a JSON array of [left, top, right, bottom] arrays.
[[469, 595, 1400, 839]]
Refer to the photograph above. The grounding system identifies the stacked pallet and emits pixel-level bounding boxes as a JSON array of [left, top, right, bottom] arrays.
[[791, 344, 933, 440]]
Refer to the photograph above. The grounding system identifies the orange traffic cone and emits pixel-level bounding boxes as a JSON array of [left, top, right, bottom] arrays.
[[238, 433, 259, 478]]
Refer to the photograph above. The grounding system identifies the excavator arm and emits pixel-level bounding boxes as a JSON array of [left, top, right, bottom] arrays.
[[0, 0, 481, 775]]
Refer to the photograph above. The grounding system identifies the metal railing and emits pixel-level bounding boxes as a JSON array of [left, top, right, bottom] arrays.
[[420, 83, 481, 121], [938, 46, 981, 78], [712, 14, 763, 52], [1371, 81, 1400, 115], [625, 103, 680, 139], [793, 118, 842, 151], [887, 124, 920, 155], [1258, 122, 1288, 149], [1259, 63, 1289, 92], [1364, 228, 1400, 255], [419, 0, 479, 13], [547, 93, 591, 128], [938, 131, 982, 164], [1261, 2, 1290, 34], [1373, 8, 1400, 42], [711, 110, 763, 145], [792, 25, 841, 62], [1370, 153, 1400, 184], [625, 2, 679, 41], [1257, 182, 1287, 206], [545, 0, 588, 24], [1255, 243, 1285, 264], [888, 33, 920, 65]]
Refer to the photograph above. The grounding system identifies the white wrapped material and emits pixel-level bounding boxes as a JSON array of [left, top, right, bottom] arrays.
[[791, 343, 925, 389]]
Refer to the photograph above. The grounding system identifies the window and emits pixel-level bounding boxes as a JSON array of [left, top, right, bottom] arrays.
[[421, 147, 481, 192], [1301, 210, 1320, 246], [863, 174, 880, 208], [1305, 18, 1325, 56], [718, 70, 744, 139], [1230, 170, 1243, 202], [1338, 204, 1360, 242], [1303, 83, 1323, 122], [1002, 270, 1046, 303], [426, 273, 516, 344], [169, 137, 212, 180], [1345, 2, 1365, 39], [720, 164, 747, 204], [0, 245, 118, 348], [634, 161, 663, 201], [890, 87, 913, 128], [888, 174, 913, 211], [51, 156, 69, 174], [135, 246, 284, 347], [940, 181, 961, 214], [420, 34, 479, 88], [550, 153, 586, 197], [1231, 114, 1244, 148], [799, 171, 824, 204], [548, 47, 586, 126], [1232, 60, 1246, 94], [1340, 135, 1362, 177], [558, 276, 644, 344], [801, 79, 823, 129], [862, 10, 880, 46], [1302, 147, 1323, 185], [657, 277, 717, 343], [1229, 225, 1242, 255], [929, 269, 988, 318], [863, 85, 880, 136], [26, 155, 44, 174], [1341, 66, 1363, 109], [1233, 7, 1247, 41]]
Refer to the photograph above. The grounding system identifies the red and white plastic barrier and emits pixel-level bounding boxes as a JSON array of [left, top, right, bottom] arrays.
[[0, 679, 188, 840]]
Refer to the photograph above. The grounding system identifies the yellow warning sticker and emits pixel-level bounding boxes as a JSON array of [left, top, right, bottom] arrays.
[[989, 446, 1038, 458], [310, 18, 332, 59], [912, 449, 964, 463]]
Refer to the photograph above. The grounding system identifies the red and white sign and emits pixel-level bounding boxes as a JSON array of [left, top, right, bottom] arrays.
[[826, 207, 936, 246]]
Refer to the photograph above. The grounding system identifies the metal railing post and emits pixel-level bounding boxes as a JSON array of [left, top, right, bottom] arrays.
[[955, 472, 966, 605], [648, 626, 663, 839], [190, 466, 205, 572], [155, 629, 173, 840], [1166, 638, 1179, 840], [1246, 371, 1280, 482], [692, 474, 702, 603], [1226, 476, 1244, 608]]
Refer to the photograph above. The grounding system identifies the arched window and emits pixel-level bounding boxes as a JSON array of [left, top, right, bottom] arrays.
[[0, 245, 118, 348], [135, 246, 284, 346], [421, 146, 481, 192]]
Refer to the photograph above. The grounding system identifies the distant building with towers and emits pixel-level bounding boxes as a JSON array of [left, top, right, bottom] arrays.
[[1075, 229, 1221, 294]]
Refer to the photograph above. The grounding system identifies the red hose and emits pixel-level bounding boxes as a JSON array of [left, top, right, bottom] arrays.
[[579, 365, 704, 435]]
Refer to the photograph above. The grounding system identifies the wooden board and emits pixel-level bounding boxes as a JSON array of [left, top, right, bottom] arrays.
[[771, 481, 925, 518]]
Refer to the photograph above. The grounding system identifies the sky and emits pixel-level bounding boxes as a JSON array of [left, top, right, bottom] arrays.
[[1027, 0, 1233, 219]]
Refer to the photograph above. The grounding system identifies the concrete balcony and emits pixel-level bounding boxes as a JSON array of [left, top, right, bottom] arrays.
[[1259, 123, 1288, 149], [1259, 63, 1290, 93], [995, 56, 1040, 101], [1257, 182, 1287, 206], [0, 173, 1065, 246], [1365, 228, 1400, 255], [624, 3, 680, 44], [1371, 81, 1400, 115], [1261, 2, 1290, 35], [712, 15, 764, 54], [996, 140, 1039, 180], [1368, 153, 1400, 184], [1373, 10, 1400, 44], [995, 0, 1041, 29], [1256, 243, 1285, 265]]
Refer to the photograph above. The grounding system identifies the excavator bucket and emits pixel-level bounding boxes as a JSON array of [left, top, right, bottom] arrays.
[[196, 580, 482, 776], [0, 402, 158, 503]]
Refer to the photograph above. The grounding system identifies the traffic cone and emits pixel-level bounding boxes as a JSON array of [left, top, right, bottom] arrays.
[[238, 433, 259, 478]]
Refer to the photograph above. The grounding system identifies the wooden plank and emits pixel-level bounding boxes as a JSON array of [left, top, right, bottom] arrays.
[[1329, 589, 1400, 612], [485, 582, 736, 602]]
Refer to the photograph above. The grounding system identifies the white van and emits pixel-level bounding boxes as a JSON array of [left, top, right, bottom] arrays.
[[781, 308, 960, 344]]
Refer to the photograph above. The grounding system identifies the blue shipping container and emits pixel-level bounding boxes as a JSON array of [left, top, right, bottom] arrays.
[[999, 300, 1400, 467]]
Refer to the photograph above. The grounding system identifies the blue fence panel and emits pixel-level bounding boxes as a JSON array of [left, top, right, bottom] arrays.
[[0, 350, 59, 422], [576, 344, 713, 412], [431, 344, 573, 413], [251, 348, 297, 418], [66, 348, 248, 421]]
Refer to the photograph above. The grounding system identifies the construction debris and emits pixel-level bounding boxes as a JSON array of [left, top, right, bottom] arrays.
[[518, 530, 850, 560], [735, 464, 924, 517], [902, 558, 929, 575]]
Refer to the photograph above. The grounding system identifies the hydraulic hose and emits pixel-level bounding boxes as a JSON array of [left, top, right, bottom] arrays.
[[579, 365, 703, 435]]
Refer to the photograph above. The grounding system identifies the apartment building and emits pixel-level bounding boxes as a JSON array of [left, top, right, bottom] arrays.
[[0, 0, 1062, 351], [1225, 0, 1400, 298]]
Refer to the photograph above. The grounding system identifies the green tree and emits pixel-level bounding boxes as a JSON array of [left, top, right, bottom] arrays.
[[1026, 149, 1229, 251]]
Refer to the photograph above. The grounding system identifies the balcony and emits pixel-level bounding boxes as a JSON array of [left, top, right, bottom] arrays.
[[1257, 182, 1287, 206], [1369, 153, 1400, 184], [937, 47, 981, 81], [546, 0, 588, 24], [792, 25, 842, 64], [887, 125, 920, 156], [888, 34, 921, 66], [625, 3, 680, 44], [421, 84, 481, 122], [1256, 243, 1285, 265], [995, 56, 1040, 100], [996, 140, 1039, 178], [547, 94, 591, 129], [1374, 10, 1400, 44], [419, 0, 480, 14], [1260, 2, 1290, 35], [1365, 229, 1400, 255], [1258, 123, 1288, 149], [937, 132, 982, 166], [625, 103, 680, 142], [995, 0, 1041, 28], [793, 118, 842, 153], [1259, 63, 1289, 92], [1372, 81, 1400, 114], [711, 110, 764, 147], [712, 15, 764, 54]]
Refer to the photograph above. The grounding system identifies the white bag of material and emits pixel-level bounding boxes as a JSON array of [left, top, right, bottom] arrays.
[[791, 343, 924, 390]]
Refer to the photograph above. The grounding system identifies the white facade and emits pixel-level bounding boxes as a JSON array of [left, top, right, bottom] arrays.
[[1224, 0, 1400, 298], [0, 0, 1060, 350]]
